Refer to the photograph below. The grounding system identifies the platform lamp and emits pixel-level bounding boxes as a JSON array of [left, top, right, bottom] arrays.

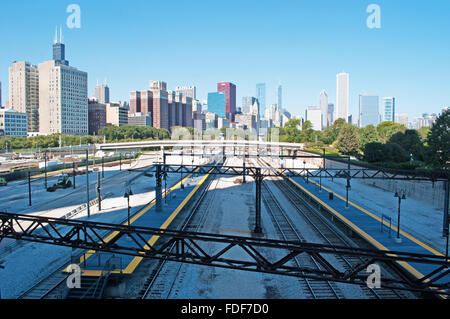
[[124, 188, 133, 226], [303, 160, 308, 184], [394, 191, 407, 241]]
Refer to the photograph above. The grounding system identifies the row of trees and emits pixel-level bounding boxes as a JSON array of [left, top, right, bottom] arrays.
[[0, 125, 171, 151], [276, 109, 449, 170]]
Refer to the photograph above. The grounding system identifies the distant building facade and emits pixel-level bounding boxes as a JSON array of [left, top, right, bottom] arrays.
[[336, 72, 349, 122], [0, 108, 27, 137], [94, 83, 110, 104], [217, 82, 236, 121], [128, 113, 152, 127], [207, 92, 226, 118], [383, 97, 396, 122], [9, 61, 39, 133], [305, 106, 322, 131], [319, 90, 328, 128], [175, 86, 196, 99], [359, 94, 379, 127], [88, 99, 106, 135], [242, 96, 257, 114], [106, 102, 128, 126], [256, 83, 266, 117]]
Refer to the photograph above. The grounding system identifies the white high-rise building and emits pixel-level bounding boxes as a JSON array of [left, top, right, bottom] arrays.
[[38, 30, 88, 135], [9, 61, 40, 132], [396, 113, 409, 127], [277, 85, 282, 110], [175, 86, 196, 99], [336, 72, 349, 122], [305, 106, 322, 131], [383, 97, 396, 122], [319, 89, 328, 128], [38, 60, 88, 135], [94, 83, 110, 104]]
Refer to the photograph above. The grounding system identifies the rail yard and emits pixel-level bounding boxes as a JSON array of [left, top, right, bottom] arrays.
[[0, 142, 449, 300]]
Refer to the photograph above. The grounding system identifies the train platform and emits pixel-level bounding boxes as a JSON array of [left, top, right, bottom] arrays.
[[282, 172, 449, 290], [69, 170, 211, 277]]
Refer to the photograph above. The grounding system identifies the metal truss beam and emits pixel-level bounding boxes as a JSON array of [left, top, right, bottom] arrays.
[[0, 212, 448, 295], [149, 163, 449, 182]]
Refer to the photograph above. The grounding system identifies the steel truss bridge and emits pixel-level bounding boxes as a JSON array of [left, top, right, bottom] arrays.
[[0, 212, 448, 295]]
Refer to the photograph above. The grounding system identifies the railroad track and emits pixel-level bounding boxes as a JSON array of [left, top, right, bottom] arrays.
[[259, 174, 344, 299], [17, 167, 188, 299], [258, 158, 411, 299], [139, 165, 222, 299]]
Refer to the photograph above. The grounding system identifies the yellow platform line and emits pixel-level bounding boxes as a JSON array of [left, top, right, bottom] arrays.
[[258, 156, 433, 283], [65, 170, 209, 276], [280, 168, 450, 298], [283, 173, 426, 280]]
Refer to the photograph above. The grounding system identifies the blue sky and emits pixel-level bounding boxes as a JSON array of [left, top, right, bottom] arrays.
[[0, 0, 449, 120]]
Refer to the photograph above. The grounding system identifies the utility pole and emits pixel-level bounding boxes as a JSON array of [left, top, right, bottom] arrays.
[[86, 150, 90, 218], [28, 171, 32, 206], [346, 156, 351, 209], [97, 169, 101, 212], [72, 162, 76, 189], [443, 180, 449, 261], [394, 191, 406, 242], [44, 151, 47, 189]]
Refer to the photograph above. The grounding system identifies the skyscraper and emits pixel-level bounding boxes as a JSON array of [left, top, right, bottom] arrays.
[[207, 92, 226, 118], [9, 61, 39, 132], [277, 85, 282, 110], [130, 91, 141, 114], [336, 72, 349, 122], [319, 90, 328, 128], [38, 29, 88, 135], [217, 82, 236, 121], [358, 94, 379, 127], [94, 83, 110, 104], [242, 96, 257, 114], [305, 106, 322, 131], [256, 83, 266, 117], [175, 86, 196, 99], [396, 113, 409, 128], [383, 97, 396, 122], [327, 103, 334, 127], [149, 81, 169, 130], [53, 26, 69, 66]]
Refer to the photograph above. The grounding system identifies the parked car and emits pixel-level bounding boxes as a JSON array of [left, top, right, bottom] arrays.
[[0, 177, 7, 186]]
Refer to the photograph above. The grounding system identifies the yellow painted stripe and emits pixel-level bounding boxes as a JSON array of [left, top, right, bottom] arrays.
[[305, 174, 442, 257], [273, 167, 428, 281], [64, 170, 207, 275], [121, 172, 211, 274], [279, 168, 449, 298]]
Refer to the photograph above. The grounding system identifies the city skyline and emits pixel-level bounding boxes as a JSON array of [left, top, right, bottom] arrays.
[[0, 1, 449, 121]]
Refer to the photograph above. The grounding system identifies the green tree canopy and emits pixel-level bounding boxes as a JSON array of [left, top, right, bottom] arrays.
[[335, 124, 360, 155], [376, 121, 406, 143], [389, 129, 425, 161], [427, 109, 450, 170], [359, 125, 379, 150]]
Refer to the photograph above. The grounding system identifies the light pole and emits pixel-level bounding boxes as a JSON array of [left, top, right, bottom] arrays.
[[124, 188, 133, 226], [44, 151, 48, 189], [86, 150, 90, 218], [94, 168, 101, 212], [303, 160, 308, 184], [394, 191, 406, 241]]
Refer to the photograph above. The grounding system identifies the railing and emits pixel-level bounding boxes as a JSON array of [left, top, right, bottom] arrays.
[[80, 254, 121, 299]]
